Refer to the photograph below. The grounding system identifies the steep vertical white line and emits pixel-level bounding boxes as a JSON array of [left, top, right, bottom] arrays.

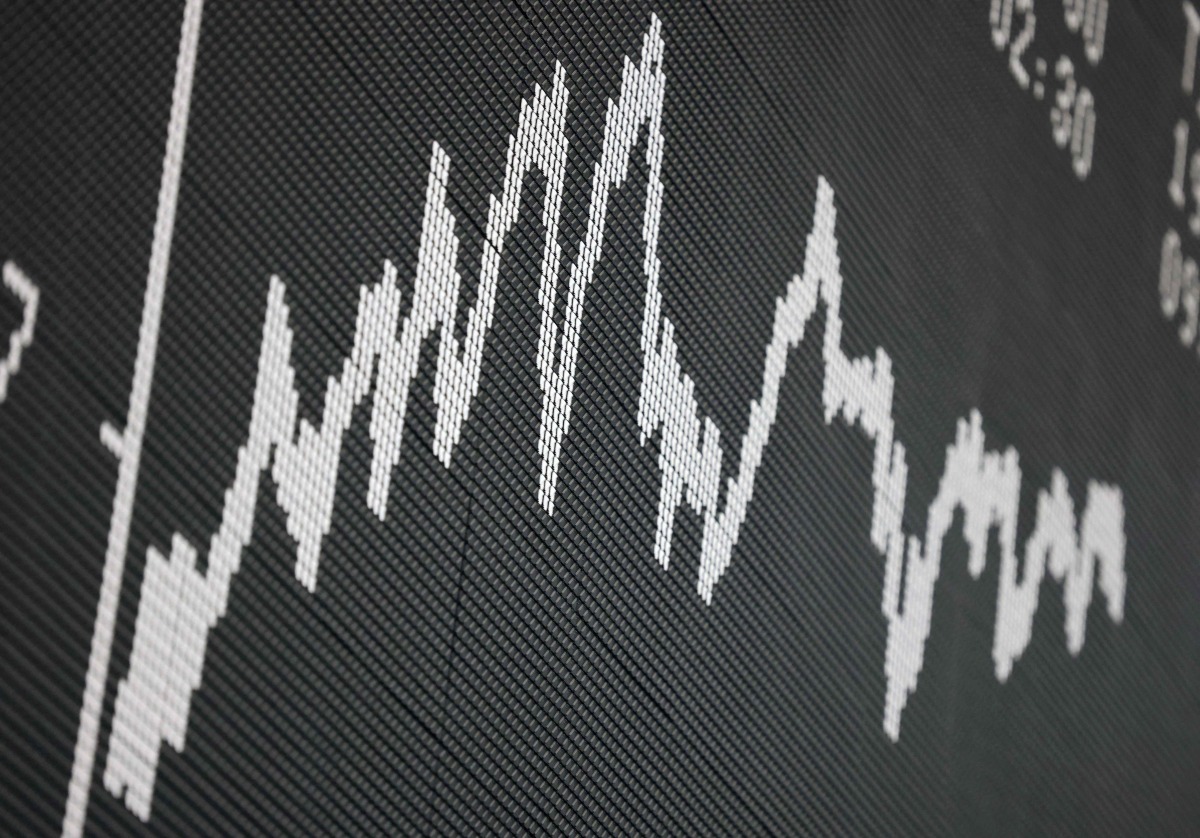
[[62, 0, 204, 834]]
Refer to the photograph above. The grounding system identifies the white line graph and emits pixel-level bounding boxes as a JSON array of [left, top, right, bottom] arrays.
[[646, 177, 1125, 739], [65, 8, 1127, 827]]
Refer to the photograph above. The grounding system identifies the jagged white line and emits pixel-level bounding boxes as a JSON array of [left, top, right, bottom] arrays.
[[641, 178, 1126, 739], [261, 20, 665, 589], [103, 19, 669, 819], [889, 413, 1125, 740], [62, 0, 205, 835], [638, 176, 911, 605], [99, 11, 1127, 821], [0, 261, 39, 403]]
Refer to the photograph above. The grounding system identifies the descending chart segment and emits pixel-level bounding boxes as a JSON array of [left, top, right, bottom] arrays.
[[642, 179, 1127, 739], [101, 12, 1126, 822]]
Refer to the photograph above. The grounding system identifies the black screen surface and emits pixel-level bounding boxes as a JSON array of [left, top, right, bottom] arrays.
[[1, 1, 1198, 834]]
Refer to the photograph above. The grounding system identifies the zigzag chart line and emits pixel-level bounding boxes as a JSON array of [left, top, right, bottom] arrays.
[[96, 13, 1126, 822]]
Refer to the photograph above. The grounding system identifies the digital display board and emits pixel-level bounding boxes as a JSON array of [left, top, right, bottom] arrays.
[[1, 1, 1197, 833]]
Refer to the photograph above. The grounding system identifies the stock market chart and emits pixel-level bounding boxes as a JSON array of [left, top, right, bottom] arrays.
[[1, 1, 1198, 834]]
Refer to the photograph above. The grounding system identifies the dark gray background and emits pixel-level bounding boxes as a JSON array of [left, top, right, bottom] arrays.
[[1, 1, 1197, 833]]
